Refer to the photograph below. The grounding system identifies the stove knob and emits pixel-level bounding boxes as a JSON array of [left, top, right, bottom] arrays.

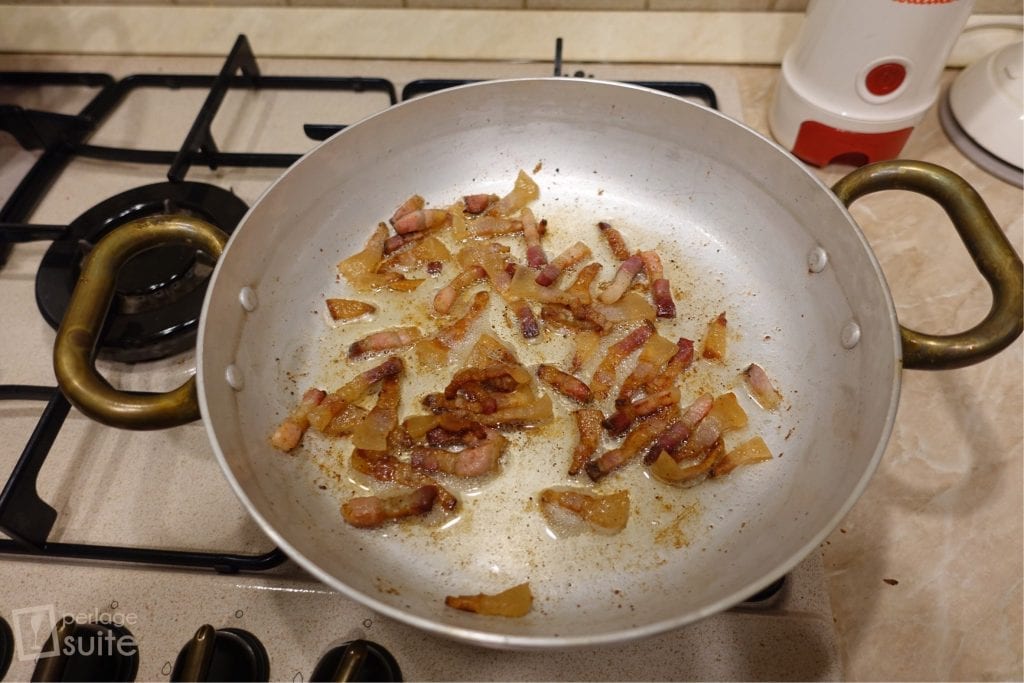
[[31, 615, 139, 682], [0, 616, 13, 680], [311, 640, 402, 682], [171, 624, 269, 682]]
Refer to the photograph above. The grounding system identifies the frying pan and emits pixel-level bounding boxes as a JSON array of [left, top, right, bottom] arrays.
[[53, 79, 1022, 649]]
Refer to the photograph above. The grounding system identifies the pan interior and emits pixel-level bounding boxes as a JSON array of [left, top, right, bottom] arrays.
[[199, 79, 898, 647]]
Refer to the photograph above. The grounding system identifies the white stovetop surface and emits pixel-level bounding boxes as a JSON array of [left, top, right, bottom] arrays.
[[0, 56, 841, 681]]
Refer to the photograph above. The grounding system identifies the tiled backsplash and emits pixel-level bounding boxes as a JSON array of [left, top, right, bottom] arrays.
[[6, 0, 1021, 10]]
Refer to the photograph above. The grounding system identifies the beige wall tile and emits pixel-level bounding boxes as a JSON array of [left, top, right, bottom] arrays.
[[526, 0, 644, 9], [407, 0, 522, 8]]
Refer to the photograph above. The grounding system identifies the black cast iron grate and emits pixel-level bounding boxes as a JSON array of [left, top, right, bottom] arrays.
[[0, 36, 739, 587]]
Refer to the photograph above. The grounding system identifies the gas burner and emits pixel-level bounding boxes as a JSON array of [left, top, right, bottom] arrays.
[[35, 182, 247, 362]]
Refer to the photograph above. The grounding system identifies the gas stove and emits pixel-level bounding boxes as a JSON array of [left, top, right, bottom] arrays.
[[0, 37, 840, 680]]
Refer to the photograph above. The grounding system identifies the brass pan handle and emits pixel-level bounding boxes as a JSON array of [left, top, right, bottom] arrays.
[[832, 160, 1023, 370], [53, 215, 228, 429]]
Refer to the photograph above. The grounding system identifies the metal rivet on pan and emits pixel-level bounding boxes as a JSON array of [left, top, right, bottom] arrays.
[[239, 286, 258, 312], [807, 247, 828, 273], [225, 364, 244, 391], [841, 321, 861, 349]]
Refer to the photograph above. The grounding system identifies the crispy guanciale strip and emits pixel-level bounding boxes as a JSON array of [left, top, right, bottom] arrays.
[[411, 428, 508, 477], [323, 403, 369, 437], [342, 485, 437, 528], [348, 326, 422, 358], [536, 364, 593, 403], [471, 394, 553, 428], [492, 170, 539, 217], [710, 436, 773, 477], [569, 408, 604, 476], [590, 321, 655, 400], [571, 330, 601, 374], [744, 363, 782, 410], [393, 208, 449, 235], [597, 221, 630, 261], [380, 235, 451, 272], [521, 207, 548, 268], [307, 357, 404, 432], [643, 393, 714, 464], [425, 414, 489, 446], [326, 298, 376, 322], [351, 449, 457, 511], [585, 404, 680, 481], [649, 439, 725, 488], [435, 290, 490, 348], [270, 388, 326, 452], [510, 298, 540, 339], [564, 262, 602, 306], [383, 230, 426, 255], [603, 387, 680, 436], [447, 365, 531, 396], [469, 216, 523, 238], [672, 393, 748, 463], [456, 242, 512, 293], [541, 304, 603, 334], [702, 312, 728, 361], [351, 374, 401, 451], [643, 337, 695, 395], [598, 253, 644, 304], [424, 384, 533, 415], [465, 334, 521, 368], [434, 265, 486, 315], [616, 333, 680, 404], [640, 250, 676, 318], [539, 488, 630, 534], [337, 223, 395, 291], [389, 194, 425, 226], [445, 582, 533, 618], [535, 242, 592, 287], [463, 193, 498, 215]]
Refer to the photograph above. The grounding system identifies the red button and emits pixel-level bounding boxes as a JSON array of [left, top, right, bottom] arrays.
[[865, 62, 906, 96]]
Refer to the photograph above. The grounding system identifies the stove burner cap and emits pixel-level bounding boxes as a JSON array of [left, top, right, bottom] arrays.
[[36, 182, 248, 363]]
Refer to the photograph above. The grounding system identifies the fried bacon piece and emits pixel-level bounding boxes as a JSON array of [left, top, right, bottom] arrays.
[[591, 292, 655, 325], [571, 330, 601, 373], [342, 485, 437, 528], [393, 208, 449, 236], [337, 223, 396, 291], [541, 304, 604, 334], [642, 338, 695, 395], [447, 364, 531, 395], [326, 298, 375, 322], [348, 326, 422, 358], [671, 393, 748, 464], [590, 321, 655, 400], [743, 363, 782, 410], [351, 374, 401, 451], [383, 230, 426, 255], [521, 207, 548, 268], [585, 404, 680, 481], [536, 364, 593, 403], [616, 333, 680, 404], [507, 266, 576, 306], [424, 413, 489, 446], [463, 193, 498, 215], [535, 242, 592, 287], [380, 235, 451, 272], [711, 436, 773, 477], [649, 439, 725, 488], [445, 582, 533, 618], [640, 250, 676, 318], [492, 170, 539, 217], [539, 488, 630, 534], [434, 265, 486, 315], [351, 449, 457, 511], [456, 242, 512, 293], [702, 312, 728, 361], [597, 221, 630, 261], [270, 388, 326, 452], [471, 394, 553, 428], [323, 403, 369, 437], [389, 194, 424, 226], [307, 357, 404, 432], [465, 333, 520, 368], [411, 428, 508, 477], [598, 253, 644, 304], [603, 387, 680, 436], [469, 216, 523, 238], [510, 298, 540, 339], [564, 262, 602, 305], [569, 408, 603, 476], [642, 393, 714, 464], [424, 384, 534, 415], [417, 291, 491, 364]]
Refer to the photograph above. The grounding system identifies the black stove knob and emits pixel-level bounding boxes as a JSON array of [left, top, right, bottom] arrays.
[[31, 615, 139, 682], [170, 624, 269, 682], [311, 640, 402, 682]]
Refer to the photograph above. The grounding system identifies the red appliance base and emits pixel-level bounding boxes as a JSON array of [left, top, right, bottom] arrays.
[[791, 120, 914, 167]]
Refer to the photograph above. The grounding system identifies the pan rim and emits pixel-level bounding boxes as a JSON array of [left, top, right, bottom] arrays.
[[197, 77, 902, 649]]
